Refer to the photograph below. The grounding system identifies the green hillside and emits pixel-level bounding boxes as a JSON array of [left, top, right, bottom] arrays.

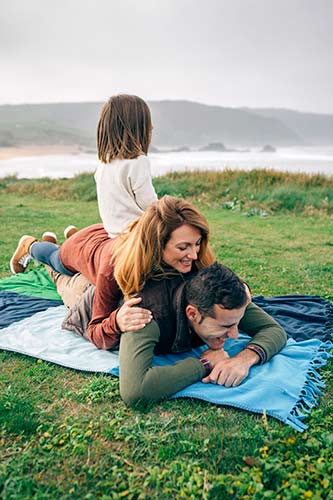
[[0, 100, 319, 149]]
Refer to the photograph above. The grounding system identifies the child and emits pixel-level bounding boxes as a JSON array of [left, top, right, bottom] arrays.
[[9, 95, 158, 275], [94, 94, 157, 237]]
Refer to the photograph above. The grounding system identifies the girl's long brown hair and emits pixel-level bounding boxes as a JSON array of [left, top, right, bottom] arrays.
[[97, 94, 152, 162], [111, 196, 215, 298]]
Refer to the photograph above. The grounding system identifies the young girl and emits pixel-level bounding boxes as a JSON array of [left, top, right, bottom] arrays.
[[94, 94, 157, 237]]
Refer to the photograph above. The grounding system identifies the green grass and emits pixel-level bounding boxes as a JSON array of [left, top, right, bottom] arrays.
[[0, 170, 333, 499], [2, 168, 333, 214]]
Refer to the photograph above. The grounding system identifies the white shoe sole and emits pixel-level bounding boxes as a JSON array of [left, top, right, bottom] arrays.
[[42, 231, 58, 244], [10, 235, 32, 274], [64, 225, 78, 239]]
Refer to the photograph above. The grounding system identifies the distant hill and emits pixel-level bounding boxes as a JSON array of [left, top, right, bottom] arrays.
[[1, 100, 332, 149], [0, 102, 99, 148], [148, 100, 302, 147], [244, 108, 333, 146]]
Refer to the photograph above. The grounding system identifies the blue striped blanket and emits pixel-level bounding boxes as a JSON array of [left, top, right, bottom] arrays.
[[0, 271, 332, 432]]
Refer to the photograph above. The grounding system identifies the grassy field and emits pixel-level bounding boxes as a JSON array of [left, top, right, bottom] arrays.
[[0, 170, 333, 499]]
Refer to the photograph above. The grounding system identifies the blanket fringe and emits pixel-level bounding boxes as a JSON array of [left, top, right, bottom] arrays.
[[324, 300, 333, 341], [286, 340, 333, 432]]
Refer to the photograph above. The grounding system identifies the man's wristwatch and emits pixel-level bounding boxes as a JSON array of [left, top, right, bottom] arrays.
[[199, 357, 213, 376]]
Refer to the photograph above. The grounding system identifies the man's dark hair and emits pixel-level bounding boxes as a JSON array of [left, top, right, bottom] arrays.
[[185, 262, 248, 318]]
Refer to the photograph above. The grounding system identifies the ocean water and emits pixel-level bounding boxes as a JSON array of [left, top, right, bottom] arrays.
[[1, 147, 333, 179]]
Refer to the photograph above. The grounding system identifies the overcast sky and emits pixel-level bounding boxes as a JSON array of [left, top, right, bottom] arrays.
[[1, 0, 333, 113]]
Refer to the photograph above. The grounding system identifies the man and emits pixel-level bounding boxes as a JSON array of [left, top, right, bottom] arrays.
[[48, 261, 286, 404], [118, 262, 287, 404]]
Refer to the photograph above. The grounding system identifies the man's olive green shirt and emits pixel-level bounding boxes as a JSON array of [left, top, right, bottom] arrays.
[[119, 302, 287, 405]]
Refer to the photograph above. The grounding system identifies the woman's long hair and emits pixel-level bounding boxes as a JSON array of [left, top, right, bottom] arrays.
[[97, 94, 152, 162], [112, 196, 215, 298]]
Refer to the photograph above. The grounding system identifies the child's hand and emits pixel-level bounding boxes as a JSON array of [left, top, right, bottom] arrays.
[[116, 297, 153, 332]]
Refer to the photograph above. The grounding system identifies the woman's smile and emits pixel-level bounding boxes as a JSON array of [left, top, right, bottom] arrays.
[[179, 258, 193, 270], [162, 224, 202, 273]]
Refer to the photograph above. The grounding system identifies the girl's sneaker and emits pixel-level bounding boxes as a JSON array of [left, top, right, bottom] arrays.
[[42, 231, 58, 244], [64, 225, 78, 239]]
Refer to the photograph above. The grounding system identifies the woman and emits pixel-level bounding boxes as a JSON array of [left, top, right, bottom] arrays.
[[10, 196, 215, 350]]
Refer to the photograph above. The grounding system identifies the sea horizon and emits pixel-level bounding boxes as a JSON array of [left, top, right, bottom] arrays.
[[1, 146, 333, 179]]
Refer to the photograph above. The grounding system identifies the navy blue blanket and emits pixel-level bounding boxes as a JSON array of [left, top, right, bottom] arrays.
[[0, 290, 63, 329], [253, 295, 333, 342], [1, 290, 331, 345]]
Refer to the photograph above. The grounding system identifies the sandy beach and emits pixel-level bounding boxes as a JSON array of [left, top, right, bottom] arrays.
[[0, 144, 87, 160]]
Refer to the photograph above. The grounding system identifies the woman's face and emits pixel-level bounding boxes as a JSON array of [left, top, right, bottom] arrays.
[[162, 224, 202, 273]]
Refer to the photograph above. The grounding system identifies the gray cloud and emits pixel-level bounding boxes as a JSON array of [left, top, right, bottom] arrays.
[[1, 0, 333, 113]]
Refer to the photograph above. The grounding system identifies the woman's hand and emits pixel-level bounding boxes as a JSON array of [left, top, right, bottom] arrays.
[[116, 297, 153, 332]]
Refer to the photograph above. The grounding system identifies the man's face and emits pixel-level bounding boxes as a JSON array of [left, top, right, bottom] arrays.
[[186, 303, 248, 350]]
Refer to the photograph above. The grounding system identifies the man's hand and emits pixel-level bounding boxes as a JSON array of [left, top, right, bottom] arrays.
[[202, 348, 260, 387]]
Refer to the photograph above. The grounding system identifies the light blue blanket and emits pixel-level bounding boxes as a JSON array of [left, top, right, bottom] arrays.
[[0, 305, 331, 432], [155, 337, 332, 432]]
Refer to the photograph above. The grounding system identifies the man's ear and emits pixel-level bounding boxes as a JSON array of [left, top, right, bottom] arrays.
[[243, 283, 252, 304], [185, 304, 200, 322]]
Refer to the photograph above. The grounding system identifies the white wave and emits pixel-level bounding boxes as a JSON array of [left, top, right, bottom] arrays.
[[1, 147, 333, 179]]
